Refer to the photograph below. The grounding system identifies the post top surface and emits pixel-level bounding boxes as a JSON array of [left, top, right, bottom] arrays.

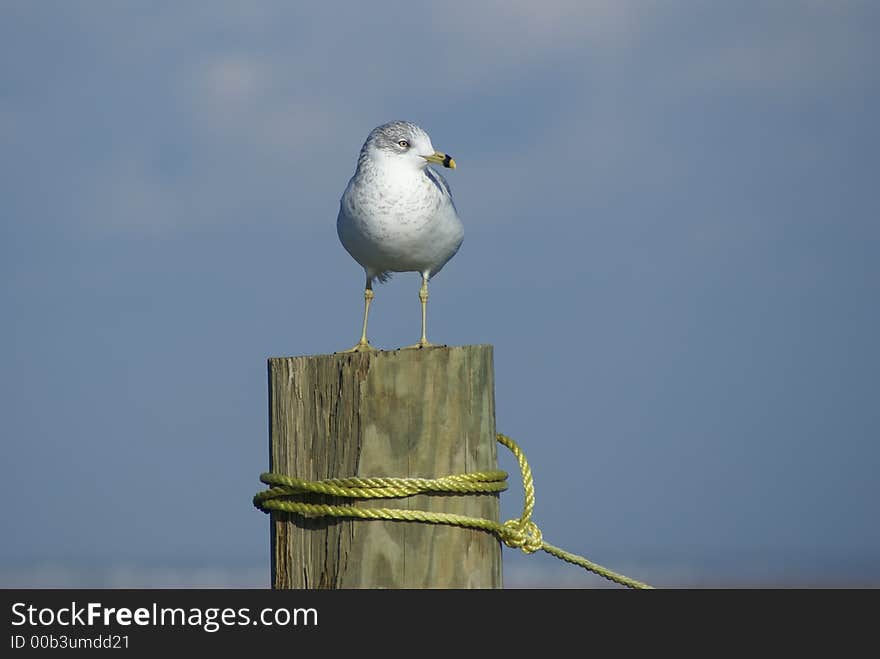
[[268, 344, 493, 362]]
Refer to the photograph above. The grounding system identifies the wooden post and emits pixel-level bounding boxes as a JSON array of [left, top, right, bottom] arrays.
[[267, 344, 501, 589]]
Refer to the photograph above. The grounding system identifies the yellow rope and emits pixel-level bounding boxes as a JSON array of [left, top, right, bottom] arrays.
[[253, 433, 653, 590]]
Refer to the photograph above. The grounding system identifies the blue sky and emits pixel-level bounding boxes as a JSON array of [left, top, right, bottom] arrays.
[[2, 1, 878, 587]]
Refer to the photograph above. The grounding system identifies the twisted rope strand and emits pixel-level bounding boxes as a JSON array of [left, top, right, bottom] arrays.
[[254, 433, 653, 590], [255, 470, 509, 501]]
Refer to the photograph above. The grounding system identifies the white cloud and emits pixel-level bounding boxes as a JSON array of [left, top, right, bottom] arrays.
[[431, 0, 646, 51], [14, 2, 876, 238], [184, 52, 344, 157], [671, 4, 876, 92], [202, 55, 270, 101]]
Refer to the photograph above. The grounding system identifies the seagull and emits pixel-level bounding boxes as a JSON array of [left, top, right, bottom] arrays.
[[336, 120, 463, 351]]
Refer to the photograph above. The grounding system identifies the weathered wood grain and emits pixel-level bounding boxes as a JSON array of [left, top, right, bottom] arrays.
[[268, 345, 501, 588]]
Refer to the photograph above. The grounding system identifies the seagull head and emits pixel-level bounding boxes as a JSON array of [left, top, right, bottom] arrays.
[[360, 120, 456, 172]]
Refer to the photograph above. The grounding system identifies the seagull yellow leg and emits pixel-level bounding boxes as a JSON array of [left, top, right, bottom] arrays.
[[401, 275, 436, 349], [339, 282, 377, 353]]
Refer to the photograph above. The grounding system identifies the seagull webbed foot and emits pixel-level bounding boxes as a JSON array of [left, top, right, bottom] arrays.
[[337, 340, 378, 354]]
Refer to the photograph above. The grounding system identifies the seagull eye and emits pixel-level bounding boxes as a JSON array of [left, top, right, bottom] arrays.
[[397, 140, 409, 148]]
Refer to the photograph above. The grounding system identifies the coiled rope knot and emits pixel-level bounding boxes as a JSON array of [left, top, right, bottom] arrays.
[[253, 433, 653, 589], [501, 518, 543, 553]]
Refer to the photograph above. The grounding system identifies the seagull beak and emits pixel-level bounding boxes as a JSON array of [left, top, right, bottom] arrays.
[[423, 151, 456, 169]]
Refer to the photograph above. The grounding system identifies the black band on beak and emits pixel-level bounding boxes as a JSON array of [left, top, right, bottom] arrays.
[[443, 154, 453, 168]]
